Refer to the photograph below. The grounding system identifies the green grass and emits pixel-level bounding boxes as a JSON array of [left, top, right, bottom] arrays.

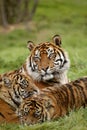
[[0, 108, 87, 130], [0, 0, 87, 129]]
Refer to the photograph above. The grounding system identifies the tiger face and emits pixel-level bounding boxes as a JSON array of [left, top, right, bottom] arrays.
[[17, 96, 56, 125], [0, 73, 39, 108], [11, 74, 39, 99], [26, 35, 70, 84]]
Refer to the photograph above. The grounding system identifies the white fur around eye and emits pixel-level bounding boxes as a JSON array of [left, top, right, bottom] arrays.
[[54, 60, 61, 65], [47, 47, 54, 57], [35, 50, 40, 57], [24, 106, 29, 113]]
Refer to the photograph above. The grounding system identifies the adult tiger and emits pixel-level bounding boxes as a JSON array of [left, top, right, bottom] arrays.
[[0, 72, 39, 108], [0, 35, 70, 90], [22, 35, 70, 85], [17, 76, 87, 125]]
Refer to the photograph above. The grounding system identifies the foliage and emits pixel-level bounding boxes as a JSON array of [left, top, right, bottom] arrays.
[[0, 0, 87, 129]]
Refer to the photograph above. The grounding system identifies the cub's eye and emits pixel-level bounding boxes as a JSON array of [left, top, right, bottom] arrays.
[[24, 107, 29, 114], [20, 79, 28, 88], [34, 110, 41, 117], [54, 59, 62, 65], [28, 91, 34, 97]]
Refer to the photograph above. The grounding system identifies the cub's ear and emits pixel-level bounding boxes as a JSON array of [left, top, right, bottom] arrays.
[[27, 41, 35, 51], [52, 35, 62, 47], [2, 77, 12, 87]]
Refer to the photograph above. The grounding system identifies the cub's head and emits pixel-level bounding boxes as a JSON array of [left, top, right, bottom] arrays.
[[26, 35, 70, 82], [17, 96, 55, 125], [2, 73, 39, 99], [12, 74, 40, 99]]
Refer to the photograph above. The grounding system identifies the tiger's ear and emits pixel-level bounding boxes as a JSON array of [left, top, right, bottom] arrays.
[[27, 41, 35, 51], [2, 77, 12, 87], [52, 35, 62, 47]]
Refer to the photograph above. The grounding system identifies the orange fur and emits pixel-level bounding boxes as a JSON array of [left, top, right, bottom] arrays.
[[22, 35, 70, 86], [17, 77, 87, 125], [0, 72, 39, 123], [0, 98, 19, 123]]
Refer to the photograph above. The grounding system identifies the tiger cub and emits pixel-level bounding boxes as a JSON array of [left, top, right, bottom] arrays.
[[22, 35, 70, 85], [0, 72, 39, 108], [17, 76, 87, 125]]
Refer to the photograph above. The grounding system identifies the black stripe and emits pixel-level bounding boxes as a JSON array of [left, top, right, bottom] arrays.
[[0, 112, 5, 118], [8, 91, 20, 107], [73, 82, 87, 106], [29, 56, 32, 67], [73, 84, 81, 108], [60, 86, 69, 108], [66, 84, 75, 108], [41, 110, 45, 122], [58, 48, 65, 58], [73, 82, 87, 99], [57, 51, 61, 57], [18, 85, 21, 96], [57, 48, 67, 68], [13, 86, 19, 98], [45, 111, 48, 121]]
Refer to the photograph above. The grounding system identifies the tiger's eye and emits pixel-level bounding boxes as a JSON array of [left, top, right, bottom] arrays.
[[33, 57, 40, 62], [50, 53, 56, 59]]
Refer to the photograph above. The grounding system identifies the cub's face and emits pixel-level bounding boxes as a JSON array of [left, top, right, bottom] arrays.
[[12, 74, 39, 99], [26, 35, 70, 82], [0, 73, 39, 100], [17, 97, 54, 125]]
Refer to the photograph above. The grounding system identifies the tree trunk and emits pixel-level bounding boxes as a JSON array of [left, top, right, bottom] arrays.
[[29, 0, 39, 21], [0, 0, 8, 28], [0, 0, 39, 26]]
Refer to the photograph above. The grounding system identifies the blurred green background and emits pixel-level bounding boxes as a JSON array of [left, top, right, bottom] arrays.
[[0, 0, 87, 129], [0, 0, 87, 80]]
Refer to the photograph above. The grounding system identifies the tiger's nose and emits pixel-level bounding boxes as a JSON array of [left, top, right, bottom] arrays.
[[41, 67, 49, 75], [42, 66, 49, 72]]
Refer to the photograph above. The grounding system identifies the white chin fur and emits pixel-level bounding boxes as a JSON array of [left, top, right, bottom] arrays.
[[26, 55, 70, 83], [28, 69, 41, 81], [42, 74, 53, 81], [26, 59, 41, 81]]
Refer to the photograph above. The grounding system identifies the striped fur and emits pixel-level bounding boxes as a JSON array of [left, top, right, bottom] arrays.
[[0, 35, 70, 91], [17, 77, 87, 125], [0, 98, 19, 123], [0, 72, 39, 108], [22, 35, 70, 85]]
